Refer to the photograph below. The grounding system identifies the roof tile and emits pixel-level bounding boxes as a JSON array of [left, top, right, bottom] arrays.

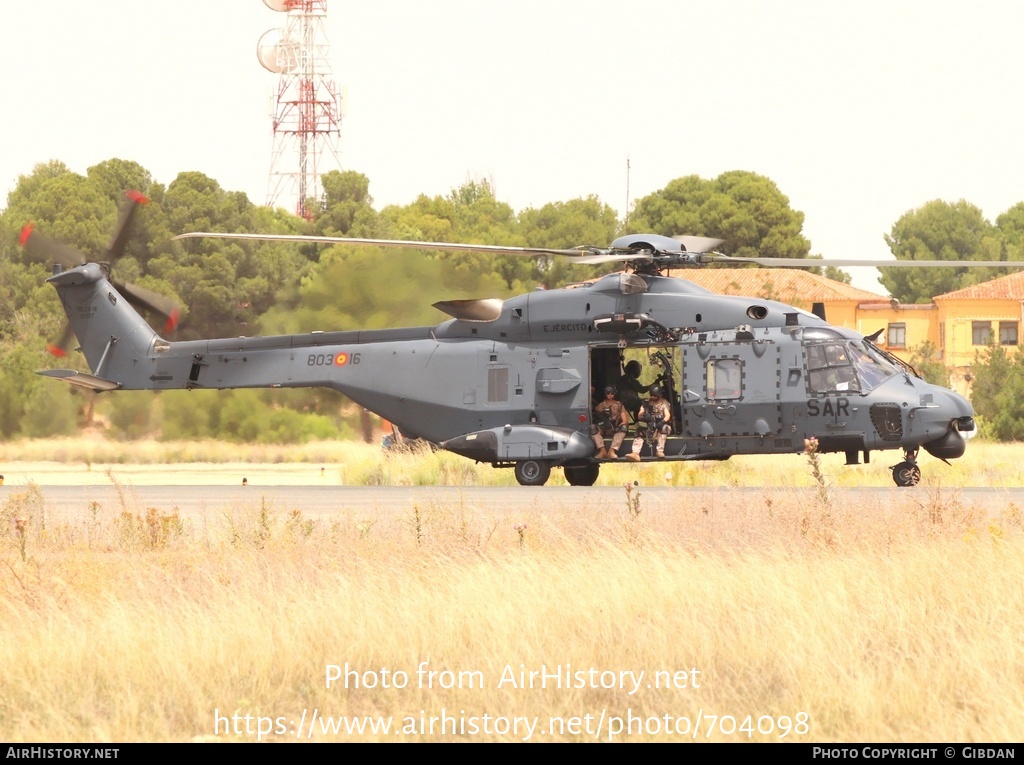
[[934, 271, 1024, 300]]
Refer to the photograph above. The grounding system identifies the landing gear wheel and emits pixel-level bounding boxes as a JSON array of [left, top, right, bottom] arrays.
[[564, 463, 600, 487], [514, 459, 551, 486], [891, 461, 921, 487]]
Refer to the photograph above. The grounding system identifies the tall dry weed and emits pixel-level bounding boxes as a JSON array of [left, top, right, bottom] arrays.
[[1, 479, 1022, 742]]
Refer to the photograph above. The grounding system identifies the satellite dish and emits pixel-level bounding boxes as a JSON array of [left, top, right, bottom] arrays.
[[262, 0, 291, 11], [257, 28, 299, 73]]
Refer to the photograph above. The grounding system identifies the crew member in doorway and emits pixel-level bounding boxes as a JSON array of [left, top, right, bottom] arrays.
[[617, 360, 658, 420], [592, 386, 629, 459], [626, 385, 672, 460]]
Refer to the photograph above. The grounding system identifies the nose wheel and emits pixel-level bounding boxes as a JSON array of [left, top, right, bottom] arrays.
[[891, 449, 921, 487]]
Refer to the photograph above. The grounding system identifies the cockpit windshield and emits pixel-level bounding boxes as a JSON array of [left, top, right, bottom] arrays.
[[805, 339, 901, 394]]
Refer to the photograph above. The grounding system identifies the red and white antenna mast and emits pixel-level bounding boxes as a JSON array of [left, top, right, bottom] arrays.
[[258, 0, 343, 220]]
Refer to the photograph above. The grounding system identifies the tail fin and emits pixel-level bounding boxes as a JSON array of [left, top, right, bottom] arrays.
[[47, 263, 159, 384]]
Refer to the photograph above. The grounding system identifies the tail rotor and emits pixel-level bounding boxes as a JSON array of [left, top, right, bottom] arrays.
[[19, 190, 182, 354]]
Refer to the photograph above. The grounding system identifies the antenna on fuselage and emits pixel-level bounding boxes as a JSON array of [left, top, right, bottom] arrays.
[[625, 155, 631, 227]]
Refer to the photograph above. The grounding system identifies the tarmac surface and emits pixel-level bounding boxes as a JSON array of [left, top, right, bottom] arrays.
[[0, 462, 1020, 518]]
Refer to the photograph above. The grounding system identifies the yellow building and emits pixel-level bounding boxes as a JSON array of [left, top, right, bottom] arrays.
[[933, 273, 1024, 395]]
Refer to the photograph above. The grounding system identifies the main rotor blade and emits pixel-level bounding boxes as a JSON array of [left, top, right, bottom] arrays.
[[701, 255, 1024, 269], [672, 235, 726, 252], [574, 252, 654, 265], [176, 232, 1022, 269], [173, 232, 603, 259], [19, 224, 87, 269]]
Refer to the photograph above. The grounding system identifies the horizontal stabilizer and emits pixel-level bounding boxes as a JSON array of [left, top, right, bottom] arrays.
[[37, 369, 122, 391]]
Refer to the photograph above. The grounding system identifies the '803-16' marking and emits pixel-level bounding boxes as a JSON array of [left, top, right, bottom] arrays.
[[307, 352, 361, 367]]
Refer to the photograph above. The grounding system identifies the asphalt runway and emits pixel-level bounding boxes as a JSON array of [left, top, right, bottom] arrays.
[[2, 484, 1022, 518]]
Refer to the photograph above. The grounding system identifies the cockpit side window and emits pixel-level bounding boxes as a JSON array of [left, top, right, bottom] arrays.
[[806, 342, 860, 394]]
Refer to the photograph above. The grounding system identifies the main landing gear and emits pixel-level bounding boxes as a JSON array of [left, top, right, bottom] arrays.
[[891, 448, 921, 487], [563, 463, 600, 487], [511, 460, 600, 486]]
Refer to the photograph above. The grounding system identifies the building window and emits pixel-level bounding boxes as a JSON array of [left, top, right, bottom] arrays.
[[887, 323, 906, 349], [1000, 322, 1018, 346], [972, 322, 991, 346]]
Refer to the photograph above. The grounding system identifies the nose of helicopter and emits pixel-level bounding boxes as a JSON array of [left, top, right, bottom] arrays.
[[920, 384, 975, 460], [935, 385, 975, 429]]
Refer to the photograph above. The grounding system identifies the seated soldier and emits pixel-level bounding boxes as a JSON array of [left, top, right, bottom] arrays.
[[591, 386, 629, 459], [626, 385, 672, 460]]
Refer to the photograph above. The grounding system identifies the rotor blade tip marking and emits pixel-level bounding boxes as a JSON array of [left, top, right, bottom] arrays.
[[164, 309, 181, 333]]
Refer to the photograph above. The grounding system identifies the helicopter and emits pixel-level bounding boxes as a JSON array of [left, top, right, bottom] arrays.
[[23, 192, 1019, 487]]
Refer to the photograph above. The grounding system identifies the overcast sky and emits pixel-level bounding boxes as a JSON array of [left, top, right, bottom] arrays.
[[2, 1, 1023, 293]]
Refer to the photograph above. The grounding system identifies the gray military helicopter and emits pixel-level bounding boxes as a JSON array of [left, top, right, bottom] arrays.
[[24, 192, 1015, 487]]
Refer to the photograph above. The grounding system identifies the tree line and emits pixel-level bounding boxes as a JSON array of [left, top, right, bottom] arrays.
[[1, 158, 1022, 440]]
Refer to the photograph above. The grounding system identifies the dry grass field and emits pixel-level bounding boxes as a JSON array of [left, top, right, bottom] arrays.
[[1, 438, 1023, 742]]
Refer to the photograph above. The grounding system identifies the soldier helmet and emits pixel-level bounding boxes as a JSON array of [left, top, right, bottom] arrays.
[[603, 386, 616, 395], [649, 385, 663, 397], [625, 360, 642, 376]]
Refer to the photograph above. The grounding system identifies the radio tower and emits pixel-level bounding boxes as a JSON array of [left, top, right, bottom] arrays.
[[258, 0, 342, 220]]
